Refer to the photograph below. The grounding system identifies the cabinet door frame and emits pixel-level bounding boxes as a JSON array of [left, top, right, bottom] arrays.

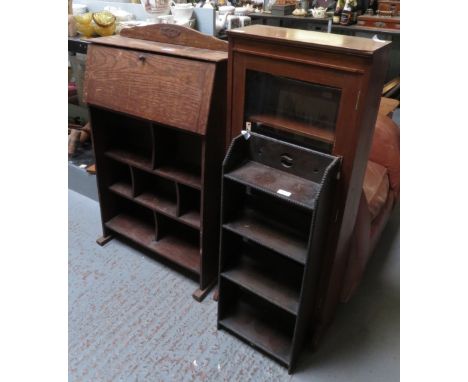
[[229, 51, 363, 153]]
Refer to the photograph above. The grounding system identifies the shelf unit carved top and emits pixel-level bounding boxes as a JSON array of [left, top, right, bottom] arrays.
[[227, 25, 391, 56], [92, 24, 228, 62]]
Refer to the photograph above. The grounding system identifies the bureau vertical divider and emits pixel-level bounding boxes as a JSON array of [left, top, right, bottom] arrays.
[[84, 25, 228, 301]]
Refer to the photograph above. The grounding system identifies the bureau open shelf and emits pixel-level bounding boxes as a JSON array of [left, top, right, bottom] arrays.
[[218, 132, 340, 372], [104, 195, 200, 275], [154, 124, 202, 190], [133, 168, 178, 219]]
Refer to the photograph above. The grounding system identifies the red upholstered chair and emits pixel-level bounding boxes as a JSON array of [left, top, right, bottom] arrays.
[[340, 110, 400, 301], [312, 101, 400, 347]]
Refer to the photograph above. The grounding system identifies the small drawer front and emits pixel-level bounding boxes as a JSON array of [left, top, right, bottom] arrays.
[[84, 45, 215, 134]]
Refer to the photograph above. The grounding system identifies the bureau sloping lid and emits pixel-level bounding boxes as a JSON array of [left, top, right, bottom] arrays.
[[84, 44, 217, 135], [227, 25, 391, 56]]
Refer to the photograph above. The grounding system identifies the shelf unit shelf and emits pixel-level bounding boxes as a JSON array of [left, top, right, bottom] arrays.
[[225, 161, 321, 209], [221, 253, 300, 315], [218, 132, 339, 372], [223, 209, 308, 265], [219, 289, 294, 366]]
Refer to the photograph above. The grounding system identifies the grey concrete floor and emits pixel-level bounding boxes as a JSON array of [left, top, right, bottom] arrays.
[[68, 187, 399, 382]]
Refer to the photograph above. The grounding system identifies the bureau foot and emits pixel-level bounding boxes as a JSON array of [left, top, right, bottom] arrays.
[[192, 281, 216, 302], [213, 287, 219, 302], [96, 234, 113, 246]]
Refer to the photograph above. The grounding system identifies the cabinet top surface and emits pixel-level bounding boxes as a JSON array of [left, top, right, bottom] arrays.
[[90, 35, 228, 63], [227, 25, 391, 56]]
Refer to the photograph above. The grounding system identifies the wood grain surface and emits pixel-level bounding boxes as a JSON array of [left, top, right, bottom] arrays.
[[85, 45, 215, 134], [121, 24, 228, 52], [91, 35, 228, 63], [227, 25, 390, 56]]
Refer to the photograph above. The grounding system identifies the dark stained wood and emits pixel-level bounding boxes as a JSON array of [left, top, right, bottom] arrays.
[[155, 164, 201, 190], [109, 182, 133, 199], [249, 114, 335, 145], [223, 208, 308, 264], [218, 289, 294, 366], [120, 24, 228, 52], [84, 45, 216, 134], [221, 255, 301, 315], [225, 161, 321, 209], [105, 149, 153, 172], [106, 213, 200, 274]]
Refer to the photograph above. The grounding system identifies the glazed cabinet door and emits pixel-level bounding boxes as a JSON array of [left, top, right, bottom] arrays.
[[229, 52, 362, 154]]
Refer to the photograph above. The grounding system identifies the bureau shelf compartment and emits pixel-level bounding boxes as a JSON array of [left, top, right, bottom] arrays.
[[153, 124, 202, 190], [105, 196, 156, 249], [107, 160, 133, 199], [177, 184, 201, 230], [94, 108, 154, 170], [220, 230, 303, 315], [152, 213, 200, 274], [104, 195, 200, 275], [222, 179, 311, 264], [218, 132, 340, 372], [218, 278, 296, 366], [132, 168, 178, 219]]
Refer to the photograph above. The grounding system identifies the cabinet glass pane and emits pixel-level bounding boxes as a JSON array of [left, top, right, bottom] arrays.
[[244, 70, 341, 149]]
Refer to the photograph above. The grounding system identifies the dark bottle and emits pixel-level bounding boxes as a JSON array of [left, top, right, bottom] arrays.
[[340, 0, 352, 25], [333, 0, 345, 24], [352, 0, 362, 23]]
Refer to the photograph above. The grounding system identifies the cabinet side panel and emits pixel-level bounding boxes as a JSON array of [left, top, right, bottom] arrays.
[[200, 61, 228, 289], [313, 47, 391, 343]]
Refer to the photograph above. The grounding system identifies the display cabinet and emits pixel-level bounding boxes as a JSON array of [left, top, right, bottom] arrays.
[[217, 132, 340, 372], [225, 25, 391, 346], [84, 24, 228, 301]]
